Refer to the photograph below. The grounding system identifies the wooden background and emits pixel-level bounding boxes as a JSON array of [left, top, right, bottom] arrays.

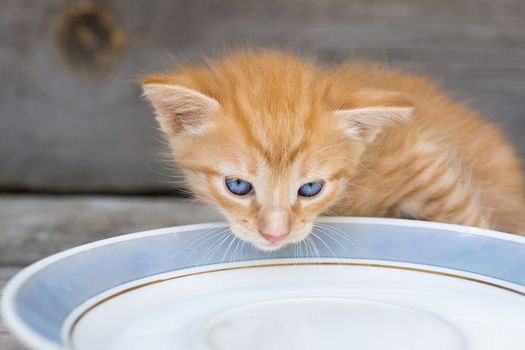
[[1, 0, 524, 194]]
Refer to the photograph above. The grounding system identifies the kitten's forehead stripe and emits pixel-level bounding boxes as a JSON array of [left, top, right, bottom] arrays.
[[227, 96, 267, 156], [208, 53, 325, 165]]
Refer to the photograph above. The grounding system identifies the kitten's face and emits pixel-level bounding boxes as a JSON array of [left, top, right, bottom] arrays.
[[142, 52, 412, 250], [174, 109, 360, 251]]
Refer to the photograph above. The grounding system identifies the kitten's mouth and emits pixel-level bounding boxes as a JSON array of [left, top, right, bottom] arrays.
[[229, 223, 312, 252], [235, 233, 290, 252], [252, 240, 289, 252]]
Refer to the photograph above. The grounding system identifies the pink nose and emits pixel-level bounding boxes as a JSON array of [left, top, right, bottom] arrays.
[[260, 231, 289, 243]]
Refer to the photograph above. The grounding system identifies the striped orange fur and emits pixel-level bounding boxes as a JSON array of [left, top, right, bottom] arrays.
[[142, 51, 525, 250]]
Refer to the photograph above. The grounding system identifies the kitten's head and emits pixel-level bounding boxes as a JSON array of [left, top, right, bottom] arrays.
[[142, 51, 412, 251]]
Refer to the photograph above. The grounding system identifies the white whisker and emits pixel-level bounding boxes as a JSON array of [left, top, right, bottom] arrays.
[[314, 222, 372, 258], [310, 231, 337, 258]]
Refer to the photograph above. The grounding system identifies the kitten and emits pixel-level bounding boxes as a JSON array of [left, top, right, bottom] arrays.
[[142, 51, 525, 250]]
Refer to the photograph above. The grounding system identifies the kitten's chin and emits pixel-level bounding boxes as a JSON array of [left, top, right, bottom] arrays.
[[229, 223, 313, 252], [250, 241, 289, 252]]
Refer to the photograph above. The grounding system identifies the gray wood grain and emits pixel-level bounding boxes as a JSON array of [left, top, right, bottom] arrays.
[[0, 267, 25, 350], [0, 195, 222, 266], [1, 0, 525, 192]]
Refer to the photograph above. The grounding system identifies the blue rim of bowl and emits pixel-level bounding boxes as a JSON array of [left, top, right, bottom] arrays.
[[3, 217, 525, 350]]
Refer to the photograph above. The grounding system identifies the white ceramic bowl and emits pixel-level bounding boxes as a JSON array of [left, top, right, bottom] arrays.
[[3, 217, 525, 350]]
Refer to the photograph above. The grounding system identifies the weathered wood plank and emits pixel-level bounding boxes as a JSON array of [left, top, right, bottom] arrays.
[[0, 195, 222, 266], [1, 0, 524, 192], [0, 267, 25, 350]]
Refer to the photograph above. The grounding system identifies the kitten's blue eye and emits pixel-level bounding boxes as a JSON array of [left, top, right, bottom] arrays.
[[225, 177, 253, 196], [298, 181, 324, 197]]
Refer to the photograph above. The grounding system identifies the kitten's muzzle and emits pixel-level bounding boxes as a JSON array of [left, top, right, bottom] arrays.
[[257, 206, 292, 243], [259, 230, 289, 243]]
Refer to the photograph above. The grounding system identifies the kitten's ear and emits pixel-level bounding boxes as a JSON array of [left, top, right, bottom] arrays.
[[142, 83, 219, 136], [334, 89, 413, 142]]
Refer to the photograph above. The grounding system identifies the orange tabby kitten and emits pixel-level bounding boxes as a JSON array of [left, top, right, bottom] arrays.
[[142, 51, 525, 250]]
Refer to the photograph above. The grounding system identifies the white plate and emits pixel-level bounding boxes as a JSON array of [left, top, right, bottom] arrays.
[[3, 218, 525, 350]]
